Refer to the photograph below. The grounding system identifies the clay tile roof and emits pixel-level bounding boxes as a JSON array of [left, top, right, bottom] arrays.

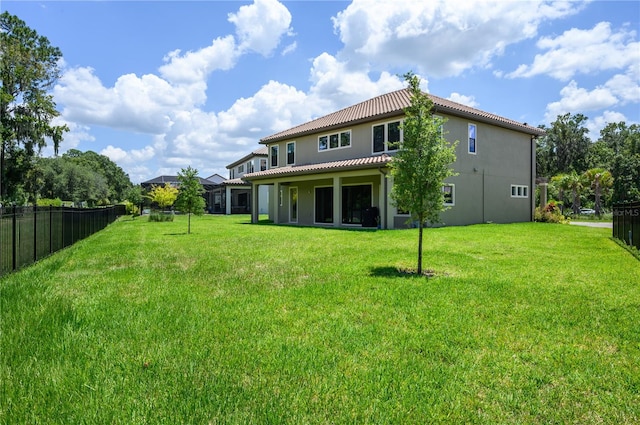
[[222, 178, 249, 186], [260, 88, 544, 143], [244, 154, 392, 181]]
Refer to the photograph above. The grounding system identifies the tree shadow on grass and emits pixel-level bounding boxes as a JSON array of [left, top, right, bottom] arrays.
[[369, 266, 437, 279], [164, 232, 188, 236]]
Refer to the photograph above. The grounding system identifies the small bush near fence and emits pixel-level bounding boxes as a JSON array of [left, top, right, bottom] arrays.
[[0, 205, 123, 277], [613, 201, 640, 251]]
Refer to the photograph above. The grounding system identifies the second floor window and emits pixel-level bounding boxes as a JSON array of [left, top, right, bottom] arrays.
[[287, 142, 295, 165], [468, 123, 477, 154], [318, 130, 351, 151], [246, 161, 254, 173], [237, 164, 244, 174], [271, 145, 279, 167], [260, 158, 267, 171], [373, 121, 401, 153]]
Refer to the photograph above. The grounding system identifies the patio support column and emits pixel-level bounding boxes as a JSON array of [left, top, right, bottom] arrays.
[[251, 182, 259, 224], [333, 176, 341, 227], [225, 186, 232, 215], [273, 181, 280, 224], [379, 170, 387, 229]]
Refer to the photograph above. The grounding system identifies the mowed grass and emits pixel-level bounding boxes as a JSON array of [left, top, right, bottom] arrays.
[[1, 215, 638, 424]]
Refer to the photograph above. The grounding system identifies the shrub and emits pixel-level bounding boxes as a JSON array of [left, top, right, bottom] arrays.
[[534, 201, 569, 224], [123, 200, 139, 216], [36, 198, 63, 207], [149, 210, 174, 222]]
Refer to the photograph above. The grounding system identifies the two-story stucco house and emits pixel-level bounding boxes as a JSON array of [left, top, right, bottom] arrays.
[[244, 88, 545, 229], [209, 147, 270, 214]]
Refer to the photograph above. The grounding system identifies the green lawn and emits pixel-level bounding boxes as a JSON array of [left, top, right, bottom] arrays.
[[1, 215, 638, 424]]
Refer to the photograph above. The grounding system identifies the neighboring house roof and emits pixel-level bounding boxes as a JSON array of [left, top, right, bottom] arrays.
[[205, 173, 226, 185], [141, 175, 219, 190], [244, 154, 392, 181], [260, 88, 545, 144], [226, 146, 269, 169]]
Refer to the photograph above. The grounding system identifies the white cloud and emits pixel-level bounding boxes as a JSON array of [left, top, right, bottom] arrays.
[[586, 110, 629, 141], [158, 36, 238, 85], [544, 71, 640, 123], [228, 0, 293, 56], [331, 0, 584, 78], [507, 22, 640, 80], [447, 93, 478, 108], [100, 145, 155, 165], [308, 53, 405, 110]]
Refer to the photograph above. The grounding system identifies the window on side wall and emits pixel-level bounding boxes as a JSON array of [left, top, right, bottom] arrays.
[[246, 161, 254, 173], [271, 145, 279, 167], [237, 164, 244, 174], [260, 158, 267, 171], [443, 184, 455, 206], [511, 185, 528, 198], [286, 141, 295, 165], [373, 120, 402, 153], [468, 123, 477, 154]]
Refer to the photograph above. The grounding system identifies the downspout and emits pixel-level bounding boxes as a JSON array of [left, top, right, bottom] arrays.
[[530, 135, 537, 222], [378, 167, 388, 229]]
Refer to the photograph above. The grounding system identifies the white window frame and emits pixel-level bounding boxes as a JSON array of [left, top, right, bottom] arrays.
[[511, 185, 529, 198], [318, 130, 352, 152], [270, 145, 279, 168], [246, 161, 254, 174], [237, 164, 244, 174], [286, 141, 296, 165], [468, 123, 477, 154], [443, 183, 455, 206], [372, 120, 403, 154], [260, 158, 267, 171]]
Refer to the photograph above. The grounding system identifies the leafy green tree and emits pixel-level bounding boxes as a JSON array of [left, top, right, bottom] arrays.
[[598, 122, 640, 203], [147, 183, 178, 210], [537, 113, 590, 178], [389, 72, 458, 275], [124, 185, 144, 216], [583, 168, 613, 216], [63, 149, 132, 202], [0, 11, 68, 203], [175, 166, 206, 234]]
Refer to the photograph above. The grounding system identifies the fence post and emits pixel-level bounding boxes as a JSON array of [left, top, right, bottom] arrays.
[[12, 205, 17, 272], [49, 206, 53, 254], [33, 205, 38, 263]]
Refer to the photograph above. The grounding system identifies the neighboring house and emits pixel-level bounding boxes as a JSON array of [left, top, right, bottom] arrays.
[[243, 88, 545, 229], [209, 147, 270, 214], [141, 175, 220, 211]]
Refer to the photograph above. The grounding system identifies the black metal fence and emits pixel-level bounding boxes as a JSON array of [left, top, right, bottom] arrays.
[[613, 201, 640, 250], [0, 205, 125, 277]]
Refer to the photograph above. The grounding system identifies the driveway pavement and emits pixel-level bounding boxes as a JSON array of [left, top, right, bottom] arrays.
[[569, 221, 613, 228]]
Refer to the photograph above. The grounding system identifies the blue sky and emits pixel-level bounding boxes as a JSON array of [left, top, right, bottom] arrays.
[[4, 0, 639, 183]]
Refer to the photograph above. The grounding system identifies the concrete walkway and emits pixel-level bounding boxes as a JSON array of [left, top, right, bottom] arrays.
[[570, 221, 613, 228]]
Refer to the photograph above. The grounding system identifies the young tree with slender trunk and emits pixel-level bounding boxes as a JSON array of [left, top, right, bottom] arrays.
[[389, 72, 458, 275], [175, 166, 206, 234]]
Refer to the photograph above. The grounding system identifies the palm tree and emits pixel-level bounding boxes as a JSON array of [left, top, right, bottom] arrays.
[[551, 173, 571, 214], [584, 168, 613, 217], [565, 171, 586, 215]]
